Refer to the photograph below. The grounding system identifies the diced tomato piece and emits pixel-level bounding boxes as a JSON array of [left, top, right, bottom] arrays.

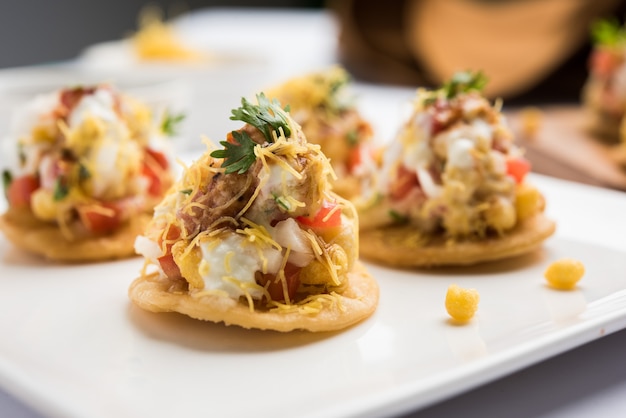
[[142, 167, 163, 196], [142, 149, 169, 197], [431, 99, 452, 135], [256, 263, 301, 302], [226, 131, 238, 144], [146, 148, 169, 170], [506, 157, 531, 184], [160, 224, 181, 244], [590, 49, 620, 78], [157, 225, 182, 279], [431, 118, 446, 136], [59, 87, 96, 113], [347, 145, 373, 174], [390, 165, 419, 201], [79, 203, 121, 234], [347, 146, 362, 173], [158, 253, 182, 280], [7, 175, 39, 208], [297, 200, 342, 228]]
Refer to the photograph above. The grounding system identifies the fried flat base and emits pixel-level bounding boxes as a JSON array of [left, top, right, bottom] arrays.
[[359, 214, 556, 267], [128, 262, 379, 332], [0, 209, 149, 262], [585, 107, 621, 142], [332, 176, 361, 201]]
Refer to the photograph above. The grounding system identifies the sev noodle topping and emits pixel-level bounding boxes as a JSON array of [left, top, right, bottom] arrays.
[[1, 84, 176, 241]]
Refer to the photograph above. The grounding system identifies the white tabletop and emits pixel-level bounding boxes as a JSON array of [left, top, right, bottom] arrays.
[[1, 7, 626, 418]]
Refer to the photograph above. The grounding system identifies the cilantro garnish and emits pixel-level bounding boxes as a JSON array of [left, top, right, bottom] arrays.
[[346, 129, 359, 147], [591, 18, 626, 46], [230, 93, 291, 143], [389, 209, 409, 224], [325, 70, 352, 113], [78, 164, 91, 181], [272, 193, 291, 211], [2, 170, 12, 197], [161, 110, 186, 137], [442, 71, 488, 99], [17, 143, 26, 166], [53, 177, 69, 201], [210, 130, 258, 174]]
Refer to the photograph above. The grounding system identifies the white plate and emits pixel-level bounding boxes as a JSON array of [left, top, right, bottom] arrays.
[[0, 172, 626, 418]]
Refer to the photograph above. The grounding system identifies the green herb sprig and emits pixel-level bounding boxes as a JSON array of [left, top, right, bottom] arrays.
[[2, 170, 12, 197], [230, 93, 291, 143], [324, 69, 352, 113], [210, 130, 258, 174], [211, 93, 293, 174], [78, 163, 91, 181], [272, 193, 291, 211], [442, 70, 488, 99], [388, 209, 409, 224], [591, 18, 626, 46], [161, 111, 186, 137], [53, 177, 69, 201]]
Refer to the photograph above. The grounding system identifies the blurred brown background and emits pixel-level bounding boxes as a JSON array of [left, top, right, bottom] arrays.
[[4, 0, 626, 107]]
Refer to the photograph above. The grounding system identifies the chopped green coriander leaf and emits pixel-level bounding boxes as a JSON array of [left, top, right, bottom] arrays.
[[18, 143, 26, 165], [180, 188, 192, 195], [422, 96, 437, 106], [329, 72, 348, 95], [389, 209, 409, 224], [53, 177, 69, 201], [326, 70, 353, 113], [210, 130, 258, 174], [273, 193, 291, 211], [161, 110, 186, 137], [230, 93, 291, 143], [346, 129, 359, 147], [591, 18, 626, 46], [78, 164, 91, 181], [2, 170, 12, 195], [442, 70, 488, 99]]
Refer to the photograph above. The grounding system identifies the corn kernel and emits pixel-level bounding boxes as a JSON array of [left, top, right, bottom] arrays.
[[30, 189, 57, 221], [515, 183, 544, 222], [445, 284, 480, 322], [485, 196, 516, 233], [544, 258, 585, 290], [520, 106, 543, 139]]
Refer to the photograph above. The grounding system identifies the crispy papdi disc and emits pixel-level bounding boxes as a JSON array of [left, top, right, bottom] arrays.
[[359, 214, 556, 267], [0, 209, 149, 262], [332, 176, 361, 201], [585, 107, 621, 142], [128, 262, 379, 332]]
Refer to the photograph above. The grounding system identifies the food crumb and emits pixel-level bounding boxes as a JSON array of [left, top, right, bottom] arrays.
[[520, 106, 543, 140], [445, 284, 480, 322], [544, 258, 585, 290]]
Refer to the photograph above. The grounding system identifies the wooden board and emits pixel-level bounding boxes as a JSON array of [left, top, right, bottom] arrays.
[[506, 105, 626, 191]]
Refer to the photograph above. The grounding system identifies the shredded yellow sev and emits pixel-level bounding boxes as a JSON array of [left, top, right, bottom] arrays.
[[302, 228, 342, 286], [237, 218, 281, 250], [143, 109, 354, 315], [322, 202, 341, 223], [269, 292, 345, 314]]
